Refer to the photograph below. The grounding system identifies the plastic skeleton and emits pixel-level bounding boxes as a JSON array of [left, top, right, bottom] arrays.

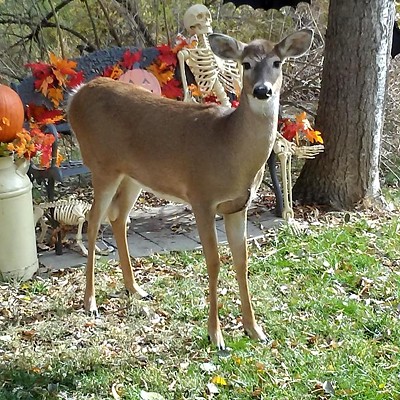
[[178, 4, 324, 219], [33, 200, 118, 256], [177, 4, 242, 107]]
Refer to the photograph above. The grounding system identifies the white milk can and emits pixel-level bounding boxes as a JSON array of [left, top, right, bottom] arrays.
[[0, 156, 38, 280]]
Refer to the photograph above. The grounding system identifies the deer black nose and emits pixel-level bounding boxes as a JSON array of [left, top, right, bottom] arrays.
[[253, 84, 273, 100]]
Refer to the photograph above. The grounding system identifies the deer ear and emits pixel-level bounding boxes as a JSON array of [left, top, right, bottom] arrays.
[[209, 33, 246, 61], [275, 29, 314, 60]]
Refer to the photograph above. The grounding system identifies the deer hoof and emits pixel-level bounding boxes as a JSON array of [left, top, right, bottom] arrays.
[[125, 289, 154, 301], [208, 330, 226, 350], [244, 324, 267, 342], [84, 295, 98, 316]]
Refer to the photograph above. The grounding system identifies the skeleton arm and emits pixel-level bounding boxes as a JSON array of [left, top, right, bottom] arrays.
[[177, 49, 194, 103]]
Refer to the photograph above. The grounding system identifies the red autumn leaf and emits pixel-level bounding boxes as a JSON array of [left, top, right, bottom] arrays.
[[161, 79, 183, 99], [26, 104, 64, 124], [120, 49, 142, 69], [25, 62, 52, 79], [281, 119, 300, 141], [67, 70, 85, 88], [102, 65, 124, 80], [157, 44, 178, 66]]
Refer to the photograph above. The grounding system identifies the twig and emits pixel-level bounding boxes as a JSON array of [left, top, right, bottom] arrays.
[[112, 0, 155, 47], [96, 0, 122, 47], [82, 0, 100, 49], [161, 0, 170, 45], [48, 0, 65, 58]]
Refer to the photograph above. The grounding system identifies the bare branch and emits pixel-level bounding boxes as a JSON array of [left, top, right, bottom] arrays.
[[96, 0, 122, 47], [82, 0, 100, 49], [112, 0, 155, 47]]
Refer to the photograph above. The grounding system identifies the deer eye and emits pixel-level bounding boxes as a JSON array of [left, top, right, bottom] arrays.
[[273, 60, 282, 68], [242, 62, 251, 70]]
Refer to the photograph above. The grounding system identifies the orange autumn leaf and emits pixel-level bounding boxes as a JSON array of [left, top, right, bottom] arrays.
[[305, 129, 324, 144], [147, 64, 174, 85], [188, 84, 202, 97], [47, 87, 64, 108], [53, 68, 68, 87], [49, 53, 77, 76], [103, 65, 124, 80], [39, 75, 54, 96], [295, 111, 312, 131]]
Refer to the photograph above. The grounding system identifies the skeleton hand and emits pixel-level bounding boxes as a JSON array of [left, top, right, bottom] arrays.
[[293, 144, 325, 159]]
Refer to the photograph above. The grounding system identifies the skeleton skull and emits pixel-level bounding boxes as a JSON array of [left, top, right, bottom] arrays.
[[183, 4, 213, 36]]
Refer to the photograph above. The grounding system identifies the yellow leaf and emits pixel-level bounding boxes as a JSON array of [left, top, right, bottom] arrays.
[[211, 375, 227, 386], [232, 356, 242, 365]]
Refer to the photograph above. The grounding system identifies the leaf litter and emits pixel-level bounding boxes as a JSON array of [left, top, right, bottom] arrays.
[[0, 203, 399, 398]]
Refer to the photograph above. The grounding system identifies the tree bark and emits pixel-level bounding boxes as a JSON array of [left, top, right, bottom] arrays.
[[293, 0, 395, 210]]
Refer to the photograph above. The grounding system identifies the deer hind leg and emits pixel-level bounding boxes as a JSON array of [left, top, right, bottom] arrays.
[[193, 206, 225, 349], [224, 209, 267, 342], [108, 177, 149, 299], [84, 173, 123, 315]]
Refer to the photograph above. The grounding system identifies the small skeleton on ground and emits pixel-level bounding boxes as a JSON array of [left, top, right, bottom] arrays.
[[33, 199, 117, 256], [178, 4, 324, 219]]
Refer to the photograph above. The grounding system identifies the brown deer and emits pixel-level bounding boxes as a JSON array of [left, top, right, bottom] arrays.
[[67, 29, 313, 350]]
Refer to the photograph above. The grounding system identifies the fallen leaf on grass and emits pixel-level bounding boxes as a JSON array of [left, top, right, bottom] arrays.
[[211, 375, 227, 386], [206, 382, 219, 395], [111, 383, 123, 400], [312, 380, 335, 397], [140, 390, 165, 400], [200, 362, 217, 372], [21, 329, 36, 339]]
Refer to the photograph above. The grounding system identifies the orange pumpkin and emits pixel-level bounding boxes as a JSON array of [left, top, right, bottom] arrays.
[[0, 84, 25, 143]]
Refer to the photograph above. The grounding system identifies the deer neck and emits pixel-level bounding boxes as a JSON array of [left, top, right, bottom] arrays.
[[221, 92, 279, 175], [232, 91, 279, 145]]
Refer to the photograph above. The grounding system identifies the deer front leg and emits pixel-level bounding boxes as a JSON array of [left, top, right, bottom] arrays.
[[194, 207, 224, 349], [224, 210, 267, 342], [84, 175, 123, 315]]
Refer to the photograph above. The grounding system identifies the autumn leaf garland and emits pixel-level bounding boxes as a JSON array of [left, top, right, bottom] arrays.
[[26, 53, 84, 108]]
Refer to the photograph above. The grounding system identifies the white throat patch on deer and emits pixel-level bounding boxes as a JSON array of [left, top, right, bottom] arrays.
[[67, 29, 313, 350]]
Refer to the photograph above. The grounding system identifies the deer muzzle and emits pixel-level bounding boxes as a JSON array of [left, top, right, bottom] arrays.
[[253, 83, 273, 100]]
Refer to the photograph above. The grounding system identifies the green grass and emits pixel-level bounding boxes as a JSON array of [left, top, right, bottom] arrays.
[[0, 210, 399, 399]]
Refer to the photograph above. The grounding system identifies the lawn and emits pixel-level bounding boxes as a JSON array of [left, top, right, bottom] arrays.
[[0, 206, 399, 399]]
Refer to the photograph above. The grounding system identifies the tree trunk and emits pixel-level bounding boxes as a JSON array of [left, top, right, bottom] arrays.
[[293, 0, 394, 209]]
